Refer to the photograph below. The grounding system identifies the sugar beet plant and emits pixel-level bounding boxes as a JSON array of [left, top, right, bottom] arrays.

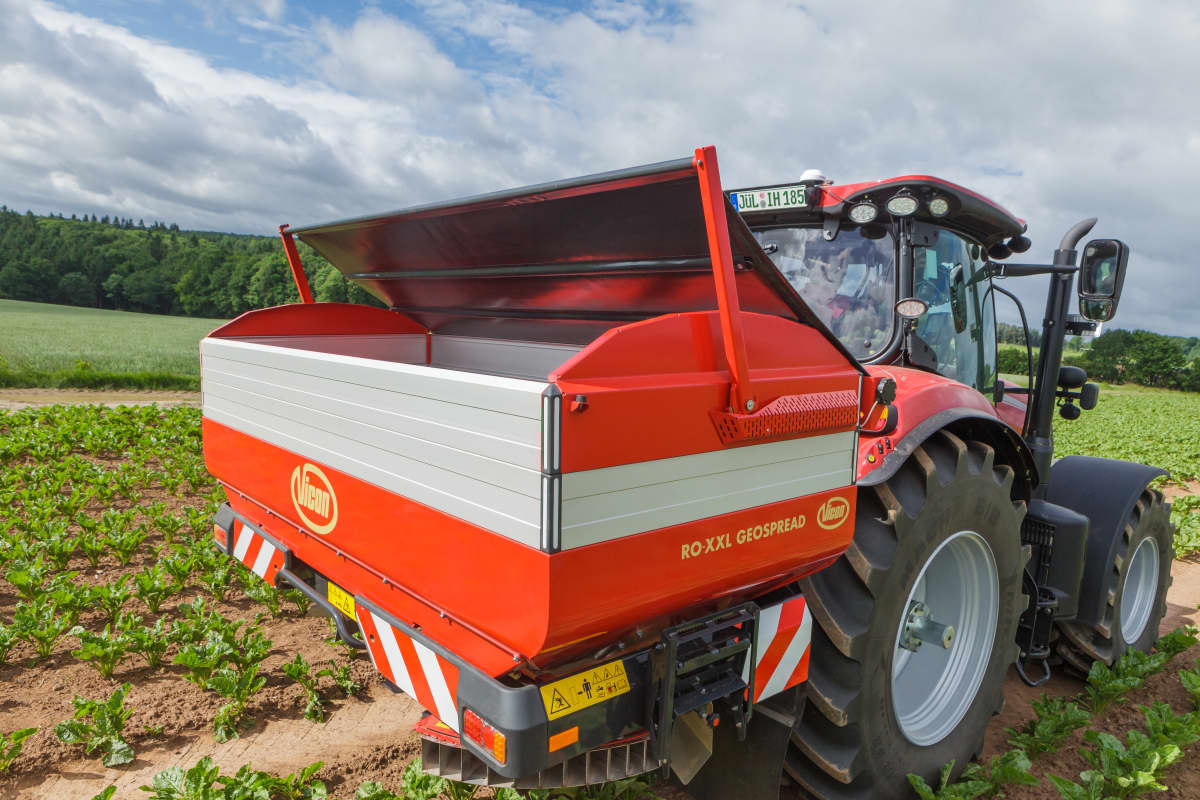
[[53, 683, 136, 767]]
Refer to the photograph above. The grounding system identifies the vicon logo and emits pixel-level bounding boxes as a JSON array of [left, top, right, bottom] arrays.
[[817, 496, 850, 530], [290, 463, 338, 535]]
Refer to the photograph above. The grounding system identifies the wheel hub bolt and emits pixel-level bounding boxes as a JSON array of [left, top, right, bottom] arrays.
[[900, 601, 955, 652]]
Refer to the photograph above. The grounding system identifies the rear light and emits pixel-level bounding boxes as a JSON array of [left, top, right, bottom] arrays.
[[212, 524, 226, 547], [462, 708, 507, 764]]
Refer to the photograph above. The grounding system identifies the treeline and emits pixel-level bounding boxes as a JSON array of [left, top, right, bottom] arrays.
[[0, 207, 378, 318], [999, 329, 1200, 392]]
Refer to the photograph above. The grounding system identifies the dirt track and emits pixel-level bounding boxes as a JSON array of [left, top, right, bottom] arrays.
[[0, 389, 201, 410]]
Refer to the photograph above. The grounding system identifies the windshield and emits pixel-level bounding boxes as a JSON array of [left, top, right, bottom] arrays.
[[753, 226, 897, 360]]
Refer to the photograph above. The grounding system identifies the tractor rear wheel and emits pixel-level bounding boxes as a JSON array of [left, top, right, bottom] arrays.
[[786, 430, 1026, 800], [1056, 489, 1173, 672]]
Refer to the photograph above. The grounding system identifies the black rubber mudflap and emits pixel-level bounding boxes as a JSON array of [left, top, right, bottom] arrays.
[[685, 692, 802, 800]]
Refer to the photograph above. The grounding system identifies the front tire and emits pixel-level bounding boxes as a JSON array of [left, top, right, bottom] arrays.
[[786, 430, 1026, 800], [1056, 489, 1173, 672]]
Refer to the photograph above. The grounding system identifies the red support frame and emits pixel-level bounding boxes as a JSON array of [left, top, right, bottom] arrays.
[[278, 224, 315, 304], [693, 145, 754, 412]]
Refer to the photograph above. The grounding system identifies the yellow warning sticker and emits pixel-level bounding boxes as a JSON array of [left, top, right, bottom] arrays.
[[539, 659, 631, 721], [326, 581, 356, 618]]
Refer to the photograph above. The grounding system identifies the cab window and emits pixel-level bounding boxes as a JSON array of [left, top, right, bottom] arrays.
[[913, 229, 997, 393]]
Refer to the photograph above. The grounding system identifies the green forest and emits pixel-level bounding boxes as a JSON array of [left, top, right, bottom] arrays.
[[0, 206, 379, 318]]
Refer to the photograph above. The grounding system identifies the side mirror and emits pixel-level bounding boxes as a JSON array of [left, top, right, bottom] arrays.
[[1078, 238, 1129, 321]]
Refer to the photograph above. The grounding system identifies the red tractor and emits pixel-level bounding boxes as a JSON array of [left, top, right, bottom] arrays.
[[201, 146, 1171, 799]]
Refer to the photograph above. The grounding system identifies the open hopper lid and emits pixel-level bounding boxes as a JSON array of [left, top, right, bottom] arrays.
[[290, 152, 861, 368]]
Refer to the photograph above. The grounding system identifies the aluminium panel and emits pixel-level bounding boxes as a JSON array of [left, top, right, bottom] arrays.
[[233, 333, 427, 363], [202, 361, 540, 472], [202, 338, 544, 419], [430, 335, 582, 381], [203, 379, 541, 498], [201, 353, 541, 452], [558, 431, 855, 549]]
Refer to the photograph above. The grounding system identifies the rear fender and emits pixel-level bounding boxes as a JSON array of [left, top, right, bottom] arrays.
[[1045, 456, 1168, 629], [859, 407, 1036, 502]]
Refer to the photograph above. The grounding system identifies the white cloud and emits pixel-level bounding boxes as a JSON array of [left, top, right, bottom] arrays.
[[0, 0, 1196, 334]]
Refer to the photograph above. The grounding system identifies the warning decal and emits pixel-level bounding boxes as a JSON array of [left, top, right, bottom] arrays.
[[539, 659, 631, 721]]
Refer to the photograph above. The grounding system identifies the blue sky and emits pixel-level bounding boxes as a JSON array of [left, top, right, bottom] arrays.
[[1, 0, 1197, 334]]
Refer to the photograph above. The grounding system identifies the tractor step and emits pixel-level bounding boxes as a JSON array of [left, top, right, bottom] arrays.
[[649, 604, 758, 761]]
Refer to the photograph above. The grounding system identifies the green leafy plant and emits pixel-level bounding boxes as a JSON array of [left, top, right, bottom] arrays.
[[173, 630, 235, 687], [283, 587, 314, 616], [269, 762, 328, 800], [0, 622, 15, 663], [1083, 647, 1168, 714], [152, 511, 183, 545], [13, 597, 77, 660], [105, 525, 149, 566], [92, 575, 133, 626], [141, 757, 274, 800], [1155, 624, 1198, 659], [355, 782, 400, 800], [908, 760, 989, 800], [317, 661, 361, 697], [1141, 700, 1200, 749], [1047, 771, 1107, 800], [958, 750, 1038, 797], [200, 560, 235, 603], [1070, 728, 1181, 797], [161, 551, 195, 593], [0, 727, 36, 773], [78, 530, 108, 570], [69, 624, 130, 679], [134, 564, 173, 614], [1007, 693, 1092, 758], [283, 652, 326, 723], [126, 616, 171, 669], [91, 786, 117, 800], [241, 571, 282, 617], [207, 664, 267, 742], [53, 683, 135, 767], [397, 759, 446, 800], [4, 555, 51, 600], [445, 781, 478, 800]]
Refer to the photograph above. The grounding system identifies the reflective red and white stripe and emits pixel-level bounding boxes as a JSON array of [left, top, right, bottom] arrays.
[[356, 604, 461, 731], [218, 521, 286, 585], [744, 595, 812, 703]]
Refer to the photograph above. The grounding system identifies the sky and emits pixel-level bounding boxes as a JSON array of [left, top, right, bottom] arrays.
[[0, 0, 1196, 335]]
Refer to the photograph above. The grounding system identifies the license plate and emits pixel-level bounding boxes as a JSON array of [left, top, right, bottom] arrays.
[[731, 184, 808, 212], [327, 581, 356, 618]]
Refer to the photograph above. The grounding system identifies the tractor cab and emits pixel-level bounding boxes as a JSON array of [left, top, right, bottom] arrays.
[[729, 174, 1029, 402]]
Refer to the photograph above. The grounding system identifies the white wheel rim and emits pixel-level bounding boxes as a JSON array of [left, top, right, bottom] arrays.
[[1120, 536, 1160, 645], [891, 530, 999, 747]]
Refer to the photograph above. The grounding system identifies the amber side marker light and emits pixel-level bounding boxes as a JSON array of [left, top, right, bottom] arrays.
[[548, 726, 579, 753], [463, 708, 507, 764]]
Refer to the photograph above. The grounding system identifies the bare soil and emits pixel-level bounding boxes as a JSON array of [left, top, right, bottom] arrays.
[[0, 389, 200, 410]]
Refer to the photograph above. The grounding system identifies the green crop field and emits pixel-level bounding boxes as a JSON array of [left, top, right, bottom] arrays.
[[0, 299, 224, 390]]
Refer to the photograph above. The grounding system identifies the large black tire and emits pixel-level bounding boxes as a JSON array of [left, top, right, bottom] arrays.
[[1056, 489, 1173, 672], [786, 430, 1026, 800]]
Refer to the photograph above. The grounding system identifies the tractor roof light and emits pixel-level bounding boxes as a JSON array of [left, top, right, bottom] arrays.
[[928, 195, 951, 217], [895, 297, 929, 319], [848, 202, 879, 224], [886, 192, 919, 217]]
